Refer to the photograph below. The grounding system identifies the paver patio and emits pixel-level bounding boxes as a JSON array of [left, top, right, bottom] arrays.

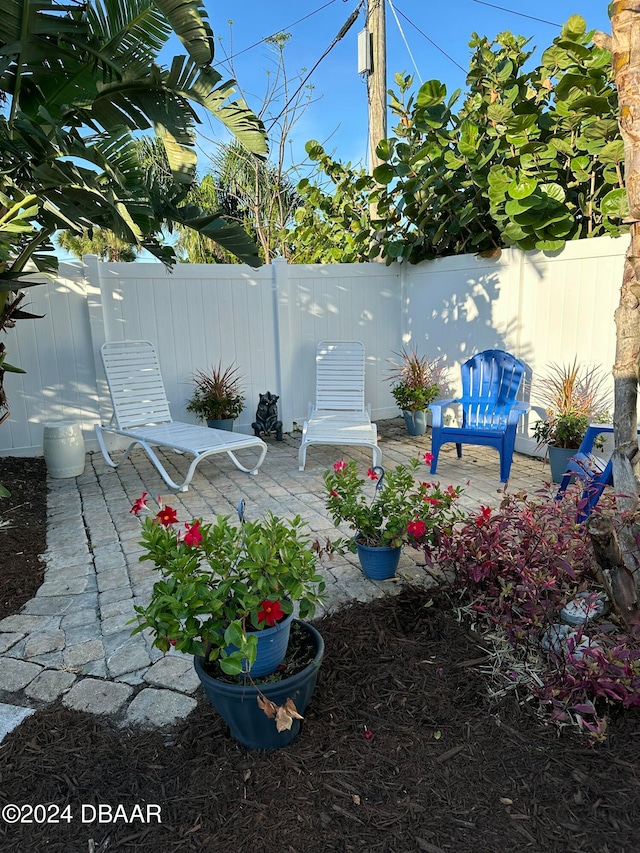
[[0, 418, 553, 730]]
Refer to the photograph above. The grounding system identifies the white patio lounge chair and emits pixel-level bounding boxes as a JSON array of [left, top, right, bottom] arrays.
[[95, 340, 267, 491], [298, 340, 381, 471]]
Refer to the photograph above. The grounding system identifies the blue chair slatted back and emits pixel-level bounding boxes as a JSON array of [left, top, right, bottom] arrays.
[[460, 350, 525, 430]]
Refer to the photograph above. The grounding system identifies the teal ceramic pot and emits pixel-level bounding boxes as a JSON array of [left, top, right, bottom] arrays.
[[548, 446, 577, 484], [402, 410, 428, 436], [194, 620, 324, 750], [206, 418, 235, 431]]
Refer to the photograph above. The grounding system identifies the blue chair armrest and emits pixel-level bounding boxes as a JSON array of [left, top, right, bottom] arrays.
[[429, 398, 459, 411], [429, 399, 460, 429]]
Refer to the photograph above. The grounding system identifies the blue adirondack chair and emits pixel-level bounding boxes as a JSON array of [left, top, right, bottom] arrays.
[[428, 349, 529, 482], [554, 424, 639, 522]]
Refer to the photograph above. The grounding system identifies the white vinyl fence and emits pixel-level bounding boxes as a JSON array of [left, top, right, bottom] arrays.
[[0, 235, 626, 458]]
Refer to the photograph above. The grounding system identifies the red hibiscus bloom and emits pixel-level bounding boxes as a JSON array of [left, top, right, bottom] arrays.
[[184, 520, 203, 547], [333, 460, 347, 472], [367, 468, 379, 481], [408, 519, 427, 538], [423, 452, 434, 465], [257, 599, 284, 627], [155, 505, 179, 527], [130, 492, 148, 515]]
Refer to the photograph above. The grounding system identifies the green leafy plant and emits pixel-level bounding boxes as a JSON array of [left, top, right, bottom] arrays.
[[531, 358, 611, 448], [291, 16, 621, 265], [323, 456, 463, 550], [386, 348, 449, 412], [186, 362, 245, 422], [131, 495, 326, 676]]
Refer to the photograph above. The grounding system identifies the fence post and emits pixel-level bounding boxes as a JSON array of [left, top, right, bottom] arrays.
[[83, 254, 112, 430], [272, 257, 294, 434]]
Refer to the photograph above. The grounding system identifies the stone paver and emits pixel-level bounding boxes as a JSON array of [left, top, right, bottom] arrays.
[[24, 670, 77, 702], [0, 658, 42, 691], [62, 679, 133, 714], [144, 655, 200, 694], [0, 417, 549, 737], [124, 688, 198, 728]]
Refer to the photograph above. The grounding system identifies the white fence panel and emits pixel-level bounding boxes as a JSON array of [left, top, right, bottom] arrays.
[[88, 260, 277, 436], [1, 264, 100, 455], [279, 262, 401, 427]]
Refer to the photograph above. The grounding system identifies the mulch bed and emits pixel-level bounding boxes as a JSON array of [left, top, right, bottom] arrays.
[[1, 460, 639, 853], [0, 456, 47, 620]]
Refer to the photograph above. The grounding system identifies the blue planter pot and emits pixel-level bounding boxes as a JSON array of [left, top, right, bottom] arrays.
[[225, 610, 294, 677], [194, 620, 324, 750], [355, 538, 402, 580], [402, 410, 428, 436]]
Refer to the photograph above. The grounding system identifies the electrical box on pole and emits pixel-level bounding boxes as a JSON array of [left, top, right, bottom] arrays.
[[358, 28, 372, 74]]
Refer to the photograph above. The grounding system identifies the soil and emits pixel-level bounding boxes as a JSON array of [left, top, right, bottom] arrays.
[[1, 459, 640, 853]]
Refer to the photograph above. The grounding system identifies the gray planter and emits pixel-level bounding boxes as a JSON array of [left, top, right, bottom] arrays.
[[548, 446, 578, 484], [206, 418, 235, 431]]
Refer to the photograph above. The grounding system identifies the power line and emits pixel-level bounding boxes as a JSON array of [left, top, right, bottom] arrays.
[[392, 3, 467, 74], [386, 0, 422, 84], [265, 3, 365, 133], [212, 0, 343, 69], [471, 0, 560, 28]]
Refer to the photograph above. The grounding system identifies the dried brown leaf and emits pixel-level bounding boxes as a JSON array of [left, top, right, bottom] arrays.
[[276, 706, 294, 732], [257, 695, 277, 719], [284, 698, 303, 720]]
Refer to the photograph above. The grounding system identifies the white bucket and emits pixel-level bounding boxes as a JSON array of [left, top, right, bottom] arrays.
[[43, 422, 85, 478]]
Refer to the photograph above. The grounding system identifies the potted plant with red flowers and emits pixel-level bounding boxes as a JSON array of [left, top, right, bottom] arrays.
[[130, 495, 326, 749], [323, 456, 464, 580]]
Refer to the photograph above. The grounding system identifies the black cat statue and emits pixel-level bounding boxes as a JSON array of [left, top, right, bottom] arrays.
[[252, 392, 283, 441]]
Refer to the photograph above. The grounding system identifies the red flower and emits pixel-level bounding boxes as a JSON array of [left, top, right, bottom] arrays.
[[367, 468, 379, 481], [257, 599, 284, 627], [363, 725, 374, 740], [168, 638, 177, 647], [408, 519, 427, 538], [130, 492, 148, 515], [424, 497, 441, 507], [423, 452, 434, 465], [330, 489, 340, 498], [333, 460, 347, 473], [155, 505, 179, 527], [476, 505, 492, 526], [184, 520, 203, 547]]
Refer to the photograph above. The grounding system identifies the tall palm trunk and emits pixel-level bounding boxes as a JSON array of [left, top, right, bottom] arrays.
[[586, 4, 640, 624]]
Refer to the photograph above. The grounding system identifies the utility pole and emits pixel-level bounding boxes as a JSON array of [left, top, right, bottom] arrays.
[[367, 0, 387, 172]]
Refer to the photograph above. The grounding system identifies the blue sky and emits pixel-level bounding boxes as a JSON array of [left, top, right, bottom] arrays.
[[195, 1, 612, 171]]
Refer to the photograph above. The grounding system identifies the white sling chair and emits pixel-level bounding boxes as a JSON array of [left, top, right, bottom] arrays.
[[95, 340, 267, 491], [298, 340, 381, 471]]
